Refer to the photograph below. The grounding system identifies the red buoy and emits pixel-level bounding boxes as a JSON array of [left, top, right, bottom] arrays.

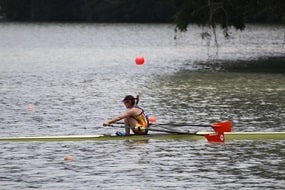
[[135, 56, 145, 65], [149, 116, 157, 123]]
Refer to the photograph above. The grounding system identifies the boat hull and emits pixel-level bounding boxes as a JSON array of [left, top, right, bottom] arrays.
[[0, 133, 205, 142], [0, 132, 284, 142], [224, 132, 285, 140]]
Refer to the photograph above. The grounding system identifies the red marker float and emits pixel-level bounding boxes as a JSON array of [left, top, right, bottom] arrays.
[[135, 55, 144, 65], [27, 105, 33, 111], [64, 155, 73, 161], [149, 116, 157, 123]]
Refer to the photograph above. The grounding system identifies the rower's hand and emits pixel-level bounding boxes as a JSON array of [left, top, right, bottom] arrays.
[[103, 121, 111, 126]]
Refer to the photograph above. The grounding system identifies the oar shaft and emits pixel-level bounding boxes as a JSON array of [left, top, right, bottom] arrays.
[[152, 123, 210, 127], [109, 124, 223, 142], [147, 128, 189, 134], [110, 125, 203, 136], [115, 122, 210, 127]]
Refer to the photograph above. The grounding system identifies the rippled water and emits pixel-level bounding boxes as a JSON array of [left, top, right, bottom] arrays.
[[1, 141, 284, 190], [0, 23, 285, 189]]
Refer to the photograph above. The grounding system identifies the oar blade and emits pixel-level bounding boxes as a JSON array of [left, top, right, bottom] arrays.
[[211, 120, 232, 133], [205, 132, 225, 143]]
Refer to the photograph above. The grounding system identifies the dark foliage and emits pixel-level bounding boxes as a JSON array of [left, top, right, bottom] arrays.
[[0, 0, 284, 26], [0, 0, 175, 23]]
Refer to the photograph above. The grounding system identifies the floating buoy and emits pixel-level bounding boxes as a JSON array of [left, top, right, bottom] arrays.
[[27, 105, 33, 111], [64, 155, 73, 161], [149, 116, 157, 123], [135, 55, 144, 65]]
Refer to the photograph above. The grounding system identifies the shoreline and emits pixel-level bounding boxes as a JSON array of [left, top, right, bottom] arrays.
[[196, 56, 285, 73]]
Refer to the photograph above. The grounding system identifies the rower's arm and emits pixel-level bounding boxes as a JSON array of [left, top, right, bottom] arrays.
[[103, 110, 133, 126]]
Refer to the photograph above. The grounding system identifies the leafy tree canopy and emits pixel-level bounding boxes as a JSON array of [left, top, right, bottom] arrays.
[[0, 0, 284, 27], [174, 0, 285, 37]]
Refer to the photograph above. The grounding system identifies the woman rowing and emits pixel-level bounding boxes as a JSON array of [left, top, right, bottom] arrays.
[[103, 95, 149, 136]]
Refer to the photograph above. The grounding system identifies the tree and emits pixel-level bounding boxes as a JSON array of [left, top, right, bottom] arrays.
[[174, 0, 285, 34], [0, 0, 175, 23], [173, 0, 285, 52]]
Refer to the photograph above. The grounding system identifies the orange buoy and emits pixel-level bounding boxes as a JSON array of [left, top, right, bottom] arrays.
[[149, 116, 157, 123], [64, 155, 73, 161], [135, 55, 144, 65], [27, 105, 33, 111]]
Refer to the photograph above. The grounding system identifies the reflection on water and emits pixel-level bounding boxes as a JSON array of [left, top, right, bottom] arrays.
[[0, 23, 284, 189], [194, 57, 285, 73]]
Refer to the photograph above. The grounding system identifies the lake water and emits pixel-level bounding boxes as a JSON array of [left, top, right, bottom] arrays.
[[0, 23, 284, 189]]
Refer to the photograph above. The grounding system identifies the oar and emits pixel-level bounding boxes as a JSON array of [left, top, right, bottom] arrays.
[[115, 120, 232, 132], [110, 125, 225, 143], [153, 120, 231, 128], [147, 126, 225, 142], [210, 120, 232, 132], [116, 121, 208, 127], [111, 125, 186, 134], [148, 127, 193, 134], [151, 127, 225, 143], [151, 123, 209, 127]]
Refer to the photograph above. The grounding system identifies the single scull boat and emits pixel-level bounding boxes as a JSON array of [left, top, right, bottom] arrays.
[[0, 132, 284, 142], [1, 121, 284, 142]]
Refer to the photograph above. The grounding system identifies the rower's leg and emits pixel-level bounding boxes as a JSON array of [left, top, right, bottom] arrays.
[[124, 117, 138, 135]]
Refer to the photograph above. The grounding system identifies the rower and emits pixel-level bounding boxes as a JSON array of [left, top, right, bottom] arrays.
[[103, 95, 150, 136]]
